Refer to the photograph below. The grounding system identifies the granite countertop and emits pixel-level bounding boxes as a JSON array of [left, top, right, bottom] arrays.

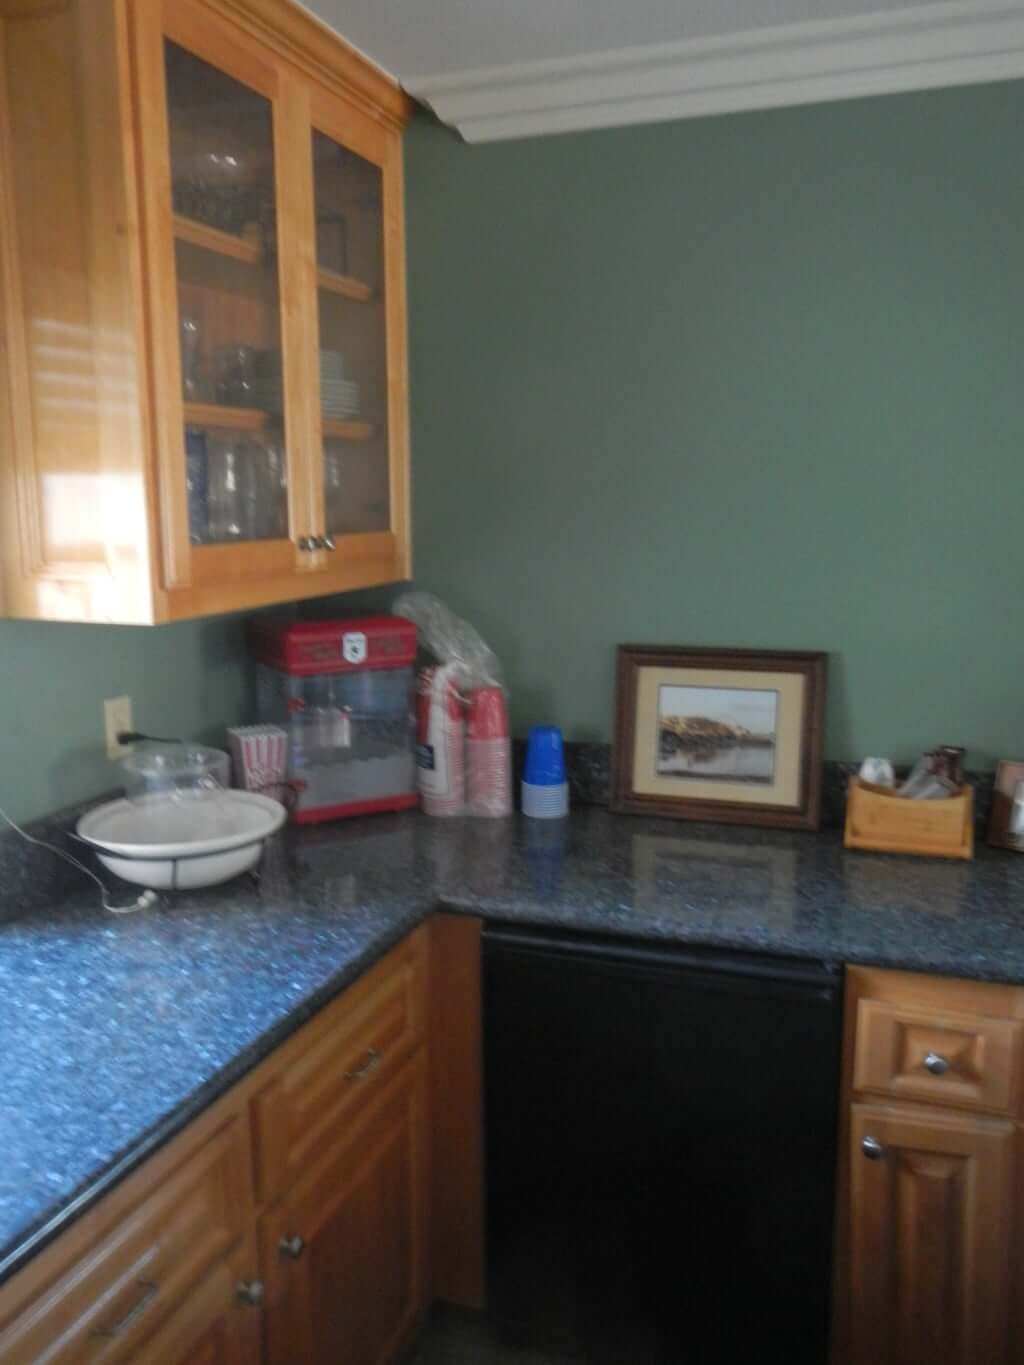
[[5, 805, 1024, 1287]]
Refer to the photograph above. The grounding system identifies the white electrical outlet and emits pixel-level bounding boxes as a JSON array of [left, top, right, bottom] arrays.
[[104, 695, 133, 760]]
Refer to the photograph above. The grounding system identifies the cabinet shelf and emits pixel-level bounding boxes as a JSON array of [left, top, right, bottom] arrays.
[[323, 418, 374, 440], [182, 406, 374, 442], [317, 267, 373, 302], [173, 214, 262, 264], [184, 402, 272, 431]]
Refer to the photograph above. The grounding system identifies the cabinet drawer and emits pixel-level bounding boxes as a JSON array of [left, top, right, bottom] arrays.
[[251, 932, 427, 1202], [854, 997, 1023, 1115], [0, 1116, 251, 1365]]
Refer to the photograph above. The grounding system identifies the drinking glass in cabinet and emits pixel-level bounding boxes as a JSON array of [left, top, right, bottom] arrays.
[[180, 316, 204, 399], [186, 427, 208, 544], [197, 433, 287, 544], [216, 345, 259, 407]]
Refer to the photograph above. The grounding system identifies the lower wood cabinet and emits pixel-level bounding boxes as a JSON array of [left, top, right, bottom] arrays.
[[0, 1113, 257, 1364], [839, 967, 1024, 1365], [12, 921, 1024, 1365], [261, 1051, 428, 1365], [0, 920, 488, 1365], [0, 917, 487, 1364], [848, 1102, 1013, 1365]]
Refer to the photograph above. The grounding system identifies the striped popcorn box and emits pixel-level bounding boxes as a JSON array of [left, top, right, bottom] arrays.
[[228, 725, 289, 794]]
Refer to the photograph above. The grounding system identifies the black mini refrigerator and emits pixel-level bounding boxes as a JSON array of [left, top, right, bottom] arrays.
[[483, 925, 843, 1365]]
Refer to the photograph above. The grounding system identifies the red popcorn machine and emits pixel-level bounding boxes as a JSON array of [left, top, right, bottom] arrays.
[[250, 615, 418, 823]]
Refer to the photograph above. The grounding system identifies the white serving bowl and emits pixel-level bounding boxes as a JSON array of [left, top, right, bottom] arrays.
[[77, 790, 287, 891]]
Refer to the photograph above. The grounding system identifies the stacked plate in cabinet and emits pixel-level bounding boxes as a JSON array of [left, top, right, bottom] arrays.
[[244, 350, 360, 418], [320, 349, 359, 418]]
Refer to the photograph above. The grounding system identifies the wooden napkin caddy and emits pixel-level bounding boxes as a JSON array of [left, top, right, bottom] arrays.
[[843, 777, 974, 860]]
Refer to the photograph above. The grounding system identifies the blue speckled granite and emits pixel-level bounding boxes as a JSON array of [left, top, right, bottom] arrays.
[[4, 806, 1024, 1288], [0, 796, 115, 925]]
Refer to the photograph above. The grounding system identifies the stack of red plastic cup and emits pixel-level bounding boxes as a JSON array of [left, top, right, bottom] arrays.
[[417, 664, 466, 816], [467, 685, 512, 817]]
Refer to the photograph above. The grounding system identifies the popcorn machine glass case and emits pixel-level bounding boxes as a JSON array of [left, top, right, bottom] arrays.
[[251, 616, 417, 823]]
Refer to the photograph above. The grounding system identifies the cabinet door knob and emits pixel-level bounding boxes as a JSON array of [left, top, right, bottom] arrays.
[[321, 534, 336, 551], [861, 1136, 886, 1161], [297, 536, 319, 552], [279, 1234, 306, 1259], [236, 1279, 265, 1307], [924, 1051, 951, 1076]]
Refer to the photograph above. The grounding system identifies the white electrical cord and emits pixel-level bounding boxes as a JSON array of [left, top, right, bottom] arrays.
[[0, 802, 158, 915]]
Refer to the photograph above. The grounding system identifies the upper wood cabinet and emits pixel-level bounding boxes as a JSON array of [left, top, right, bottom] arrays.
[[0, 0, 410, 623]]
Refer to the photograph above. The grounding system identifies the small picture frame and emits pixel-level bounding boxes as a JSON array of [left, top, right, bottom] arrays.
[[987, 759, 1024, 849], [611, 645, 827, 831]]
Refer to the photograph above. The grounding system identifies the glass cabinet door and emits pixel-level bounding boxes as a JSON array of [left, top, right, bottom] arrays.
[[311, 130, 391, 539], [163, 39, 289, 550]]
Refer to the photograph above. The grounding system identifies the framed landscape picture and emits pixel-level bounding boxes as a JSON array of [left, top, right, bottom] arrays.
[[611, 645, 827, 830]]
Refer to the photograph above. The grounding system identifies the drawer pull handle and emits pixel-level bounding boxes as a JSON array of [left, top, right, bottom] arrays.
[[90, 1280, 159, 1338], [862, 1136, 886, 1161], [924, 1051, 951, 1076], [236, 1279, 265, 1307], [279, 1234, 306, 1259], [345, 1047, 382, 1082]]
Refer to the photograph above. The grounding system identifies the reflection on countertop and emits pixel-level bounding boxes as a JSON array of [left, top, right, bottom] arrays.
[[3, 805, 1024, 1287]]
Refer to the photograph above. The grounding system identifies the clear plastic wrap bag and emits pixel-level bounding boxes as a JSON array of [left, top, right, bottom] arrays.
[[392, 591, 504, 694]]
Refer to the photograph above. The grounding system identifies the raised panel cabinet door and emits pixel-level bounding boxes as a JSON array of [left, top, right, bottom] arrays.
[[848, 1103, 1013, 1365], [131, 0, 320, 612], [262, 1051, 428, 1365], [304, 86, 410, 592]]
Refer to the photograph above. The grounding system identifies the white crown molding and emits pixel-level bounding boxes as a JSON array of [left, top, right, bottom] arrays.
[[408, 2, 1024, 142]]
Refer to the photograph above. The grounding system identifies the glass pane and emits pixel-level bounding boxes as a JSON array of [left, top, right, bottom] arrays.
[[165, 40, 287, 545], [312, 130, 390, 536]]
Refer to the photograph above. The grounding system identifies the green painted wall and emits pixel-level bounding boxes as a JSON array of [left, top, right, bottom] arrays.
[[0, 587, 397, 824], [405, 82, 1024, 770], [0, 617, 248, 824], [4, 81, 1022, 827]]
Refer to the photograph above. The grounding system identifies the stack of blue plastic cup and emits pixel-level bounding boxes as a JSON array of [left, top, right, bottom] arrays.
[[521, 726, 570, 819]]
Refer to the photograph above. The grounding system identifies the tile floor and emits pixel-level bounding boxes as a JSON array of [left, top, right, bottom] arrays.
[[408, 1308, 577, 1365]]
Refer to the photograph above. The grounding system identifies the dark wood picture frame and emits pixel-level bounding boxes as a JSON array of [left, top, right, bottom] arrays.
[[611, 645, 827, 831]]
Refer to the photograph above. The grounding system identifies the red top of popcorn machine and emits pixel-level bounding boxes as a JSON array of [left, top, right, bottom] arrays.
[[249, 616, 417, 676]]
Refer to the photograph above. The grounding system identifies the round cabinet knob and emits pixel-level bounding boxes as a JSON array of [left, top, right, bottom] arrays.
[[321, 534, 336, 551], [236, 1279, 265, 1307], [924, 1051, 951, 1076], [861, 1136, 886, 1161], [279, 1234, 306, 1260], [297, 536, 319, 552]]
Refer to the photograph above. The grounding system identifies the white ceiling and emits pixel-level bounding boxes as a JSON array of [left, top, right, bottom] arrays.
[[303, 0, 1024, 140]]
